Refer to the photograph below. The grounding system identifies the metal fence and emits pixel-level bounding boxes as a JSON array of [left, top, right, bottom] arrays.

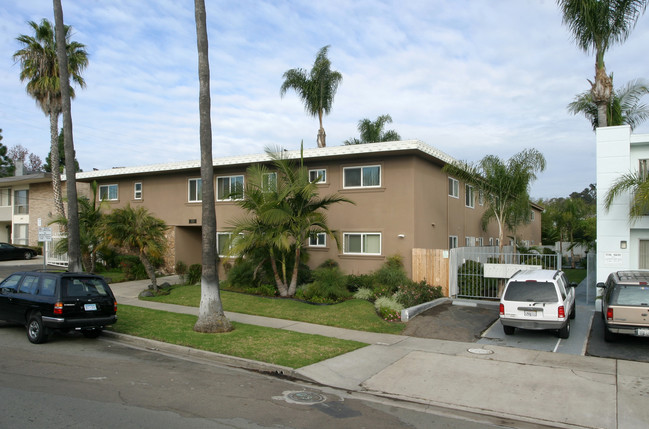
[[45, 236, 69, 267], [449, 246, 561, 300]]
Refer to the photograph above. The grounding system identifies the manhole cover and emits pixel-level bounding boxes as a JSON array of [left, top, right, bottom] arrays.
[[467, 348, 494, 355], [283, 391, 326, 405]]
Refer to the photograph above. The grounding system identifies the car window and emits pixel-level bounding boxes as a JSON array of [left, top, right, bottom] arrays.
[[18, 275, 39, 295], [63, 277, 110, 298], [504, 281, 559, 303], [39, 277, 56, 297], [611, 285, 649, 306], [557, 276, 567, 300], [0, 274, 22, 292]]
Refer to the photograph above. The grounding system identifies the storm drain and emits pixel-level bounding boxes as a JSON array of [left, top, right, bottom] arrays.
[[274, 390, 327, 405], [467, 348, 494, 355]]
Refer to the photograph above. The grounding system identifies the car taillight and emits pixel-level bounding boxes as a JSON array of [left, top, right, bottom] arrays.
[[114, 301, 118, 313], [558, 306, 565, 318], [606, 307, 613, 321], [54, 302, 63, 315], [499, 303, 504, 315]]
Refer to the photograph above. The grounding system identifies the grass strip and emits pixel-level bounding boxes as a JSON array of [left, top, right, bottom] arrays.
[[142, 285, 405, 334], [109, 305, 368, 369]]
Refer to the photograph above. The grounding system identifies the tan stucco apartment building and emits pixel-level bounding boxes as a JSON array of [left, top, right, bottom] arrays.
[[72, 140, 542, 278]]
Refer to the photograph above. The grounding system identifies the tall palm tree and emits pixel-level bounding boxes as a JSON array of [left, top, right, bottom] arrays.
[[193, 0, 231, 333], [344, 114, 401, 145], [229, 145, 353, 297], [568, 78, 649, 130], [558, 0, 647, 127], [101, 205, 168, 292], [13, 18, 88, 218], [443, 149, 546, 257], [280, 46, 343, 148]]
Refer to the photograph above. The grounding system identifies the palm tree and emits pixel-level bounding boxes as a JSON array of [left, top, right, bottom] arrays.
[[193, 0, 232, 333], [443, 149, 546, 257], [568, 78, 649, 130], [229, 145, 353, 297], [100, 205, 168, 292], [13, 18, 88, 218], [603, 170, 649, 221], [280, 46, 343, 148], [344, 114, 401, 145], [558, 0, 647, 127]]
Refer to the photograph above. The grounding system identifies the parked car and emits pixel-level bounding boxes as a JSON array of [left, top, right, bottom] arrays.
[[0, 242, 38, 261], [499, 269, 577, 339], [598, 270, 649, 342], [0, 271, 117, 344]]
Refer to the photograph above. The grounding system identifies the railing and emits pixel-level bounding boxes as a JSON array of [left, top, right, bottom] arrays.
[[45, 236, 69, 267]]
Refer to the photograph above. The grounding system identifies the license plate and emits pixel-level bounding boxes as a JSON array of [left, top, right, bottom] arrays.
[[524, 311, 537, 317], [84, 303, 97, 311], [637, 328, 649, 337]]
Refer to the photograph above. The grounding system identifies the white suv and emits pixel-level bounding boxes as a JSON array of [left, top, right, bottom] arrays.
[[499, 269, 577, 339]]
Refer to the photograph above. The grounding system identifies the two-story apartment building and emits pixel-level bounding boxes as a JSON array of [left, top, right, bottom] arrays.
[[74, 140, 542, 278], [596, 125, 649, 282]]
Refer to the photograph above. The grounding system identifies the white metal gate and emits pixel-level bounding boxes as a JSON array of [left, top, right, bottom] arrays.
[[45, 235, 69, 267]]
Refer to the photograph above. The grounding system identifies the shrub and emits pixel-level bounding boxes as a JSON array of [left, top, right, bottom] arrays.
[[345, 273, 374, 292], [298, 266, 351, 304], [373, 255, 409, 294], [318, 259, 339, 269], [118, 255, 148, 280], [374, 296, 403, 322], [457, 260, 498, 298], [175, 261, 187, 284], [187, 264, 202, 285], [397, 280, 443, 308], [353, 287, 374, 301], [225, 259, 257, 289]]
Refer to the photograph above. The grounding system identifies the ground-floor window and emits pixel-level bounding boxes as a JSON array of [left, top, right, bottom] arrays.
[[309, 232, 326, 247], [217, 232, 234, 257], [449, 235, 458, 249], [343, 232, 381, 255], [13, 223, 28, 246]]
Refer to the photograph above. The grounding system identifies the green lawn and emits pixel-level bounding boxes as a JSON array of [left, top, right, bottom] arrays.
[[109, 305, 367, 369], [142, 285, 406, 334], [563, 268, 587, 284]]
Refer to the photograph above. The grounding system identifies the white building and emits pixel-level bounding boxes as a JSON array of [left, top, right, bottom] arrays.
[[596, 125, 649, 283]]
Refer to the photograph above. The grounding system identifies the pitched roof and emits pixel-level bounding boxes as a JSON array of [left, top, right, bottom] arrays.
[[73, 140, 457, 181]]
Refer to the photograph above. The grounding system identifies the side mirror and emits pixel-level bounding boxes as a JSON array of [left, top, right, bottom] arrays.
[[596, 282, 605, 288]]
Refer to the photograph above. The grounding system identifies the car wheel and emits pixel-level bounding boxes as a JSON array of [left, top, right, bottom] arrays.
[[570, 305, 576, 319], [558, 321, 570, 339], [82, 328, 102, 339], [503, 325, 515, 335], [27, 313, 48, 344], [24, 251, 33, 260]]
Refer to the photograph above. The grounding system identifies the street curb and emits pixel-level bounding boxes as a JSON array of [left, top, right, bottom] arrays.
[[101, 330, 318, 384]]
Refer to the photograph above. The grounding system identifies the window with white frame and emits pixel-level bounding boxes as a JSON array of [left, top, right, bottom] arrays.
[[477, 237, 484, 247], [217, 232, 235, 256], [489, 237, 494, 246], [343, 232, 381, 255], [448, 178, 459, 198], [13, 190, 28, 214], [465, 236, 474, 247], [309, 169, 326, 183], [262, 172, 277, 192], [217, 175, 244, 200], [134, 182, 142, 200], [0, 188, 11, 206], [309, 232, 326, 247], [496, 238, 500, 246], [14, 224, 28, 246], [640, 159, 649, 180], [530, 210, 535, 221], [99, 184, 118, 201], [478, 190, 484, 206], [449, 235, 458, 249], [465, 184, 475, 208], [343, 165, 381, 188], [188, 178, 202, 202]]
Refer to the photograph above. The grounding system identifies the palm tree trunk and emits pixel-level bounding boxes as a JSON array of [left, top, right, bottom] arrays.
[[317, 109, 326, 147], [53, 0, 82, 273], [49, 110, 65, 218], [288, 245, 301, 297], [269, 248, 289, 296], [193, 0, 231, 333], [592, 62, 612, 128], [139, 251, 158, 292]]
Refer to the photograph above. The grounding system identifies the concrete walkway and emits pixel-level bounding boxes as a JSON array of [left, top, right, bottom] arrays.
[[108, 277, 649, 429]]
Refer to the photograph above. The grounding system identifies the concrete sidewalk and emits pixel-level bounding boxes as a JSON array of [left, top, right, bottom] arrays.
[[109, 277, 649, 429]]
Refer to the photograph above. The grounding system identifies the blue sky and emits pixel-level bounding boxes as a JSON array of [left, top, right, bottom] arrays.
[[1, 1, 648, 199]]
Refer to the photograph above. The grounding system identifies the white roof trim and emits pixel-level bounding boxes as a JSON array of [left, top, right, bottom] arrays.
[[72, 140, 457, 180]]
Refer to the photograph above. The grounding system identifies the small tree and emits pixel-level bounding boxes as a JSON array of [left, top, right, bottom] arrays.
[[344, 114, 401, 145], [100, 205, 168, 292]]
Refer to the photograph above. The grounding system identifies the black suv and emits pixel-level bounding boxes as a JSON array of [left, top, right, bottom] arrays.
[[0, 271, 117, 344]]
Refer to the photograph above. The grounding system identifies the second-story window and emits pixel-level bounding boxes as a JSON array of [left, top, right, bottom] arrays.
[[188, 178, 202, 202], [0, 188, 11, 206], [134, 182, 142, 200], [13, 190, 28, 214], [217, 175, 244, 201], [343, 165, 381, 188], [448, 178, 459, 198], [99, 184, 118, 201], [309, 169, 326, 183], [465, 184, 475, 208]]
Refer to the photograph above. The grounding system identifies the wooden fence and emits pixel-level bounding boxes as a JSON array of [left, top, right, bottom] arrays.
[[411, 248, 449, 297]]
